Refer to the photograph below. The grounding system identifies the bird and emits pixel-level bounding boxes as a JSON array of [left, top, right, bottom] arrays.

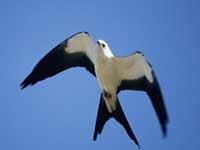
[[20, 31, 169, 148]]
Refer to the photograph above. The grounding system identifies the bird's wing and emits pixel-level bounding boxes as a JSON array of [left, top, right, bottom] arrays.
[[116, 51, 169, 136], [21, 32, 96, 89]]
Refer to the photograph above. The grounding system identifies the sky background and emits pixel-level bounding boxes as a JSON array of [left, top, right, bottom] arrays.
[[1, 0, 200, 149]]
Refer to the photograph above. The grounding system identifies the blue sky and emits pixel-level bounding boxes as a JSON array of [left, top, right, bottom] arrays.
[[1, 0, 200, 149]]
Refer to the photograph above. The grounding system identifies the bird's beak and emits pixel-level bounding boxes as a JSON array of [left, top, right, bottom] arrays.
[[97, 41, 100, 46]]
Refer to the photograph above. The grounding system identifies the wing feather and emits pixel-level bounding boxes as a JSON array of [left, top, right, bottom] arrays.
[[21, 32, 95, 89], [117, 52, 169, 136]]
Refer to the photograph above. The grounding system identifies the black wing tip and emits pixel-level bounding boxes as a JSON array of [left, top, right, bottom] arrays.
[[20, 80, 32, 89], [20, 73, 37, 89], [136, 142, 141, 149], [93, 135, 96, 141], [20, 79, 29, 89], [162, 125, 167, 137], [161, 118, 170, 138], [149, 72, 170, 138], [93, 132, 98, 141], [20, 82, 33, 89], [20, 82, 28, 89], [162, 126, 168, 139]]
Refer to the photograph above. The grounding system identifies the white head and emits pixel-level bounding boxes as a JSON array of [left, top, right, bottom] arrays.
[[96, 40, 114, 58]]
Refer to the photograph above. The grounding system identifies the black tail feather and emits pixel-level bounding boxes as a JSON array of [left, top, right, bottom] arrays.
[[93, 94, 110, 140], [113, 99, 140, 148], [93, 94, 140, 148]]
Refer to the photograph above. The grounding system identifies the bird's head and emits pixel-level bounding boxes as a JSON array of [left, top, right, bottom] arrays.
[[97, 40, 113, 58]]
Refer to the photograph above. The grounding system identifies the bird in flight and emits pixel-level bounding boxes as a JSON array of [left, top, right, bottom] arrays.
[[21, 32, 169, 147]]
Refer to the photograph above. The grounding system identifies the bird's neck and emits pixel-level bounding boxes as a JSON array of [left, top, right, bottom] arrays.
[[96, 48, 114, 63], [103, 48, 114, 59]]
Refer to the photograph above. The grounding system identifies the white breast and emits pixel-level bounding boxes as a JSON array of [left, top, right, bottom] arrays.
[[95, 56, 119, 94]]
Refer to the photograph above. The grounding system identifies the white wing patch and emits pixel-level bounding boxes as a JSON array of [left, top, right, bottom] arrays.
[[117, 52, 154, 83], [144, 64, 154, 83], [139, 54, 154, 83], [64, 32, 95, 62]]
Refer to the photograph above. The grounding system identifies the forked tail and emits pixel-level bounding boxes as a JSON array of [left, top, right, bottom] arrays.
[[93, 94, 140, 148]]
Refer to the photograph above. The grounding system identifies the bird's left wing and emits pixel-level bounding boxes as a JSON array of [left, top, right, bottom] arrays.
[[116, 51, 169, 136], [21, 32, 96, 89]]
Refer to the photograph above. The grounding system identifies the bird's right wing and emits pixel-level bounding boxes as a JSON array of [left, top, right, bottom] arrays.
[[21, 32, 96, 89], [116, 52, 169, 136]]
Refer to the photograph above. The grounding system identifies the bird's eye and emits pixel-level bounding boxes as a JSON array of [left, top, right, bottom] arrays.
[[101, 43, 105, 48]]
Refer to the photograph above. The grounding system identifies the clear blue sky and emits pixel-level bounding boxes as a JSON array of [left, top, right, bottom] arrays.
[[1, 0, 200, 149]]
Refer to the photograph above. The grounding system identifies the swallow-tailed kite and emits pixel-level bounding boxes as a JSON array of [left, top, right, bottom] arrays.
[[21, 32, 169, 147]]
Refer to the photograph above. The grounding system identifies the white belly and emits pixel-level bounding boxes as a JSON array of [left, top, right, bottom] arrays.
[[95, 61, 119, 95], [94, 52, 119, 113]]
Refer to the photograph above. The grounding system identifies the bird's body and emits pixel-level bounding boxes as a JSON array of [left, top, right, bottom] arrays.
[[96, 60, 118, 112], [95, 44, 118, 112], [21, 32, 169, 148], [94, 42, 154, 113]]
